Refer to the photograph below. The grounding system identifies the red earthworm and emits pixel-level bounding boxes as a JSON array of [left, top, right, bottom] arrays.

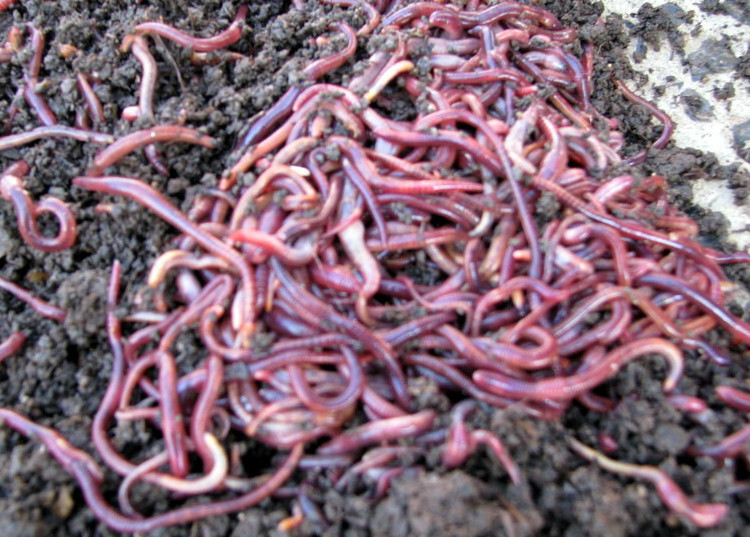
[[199, 306, 255, 362], [79, 442, 303, 533], [459, 3, 553, 28], [377, 193, 479, 229], [537, 115, 568, 181], [340, 154, 388, 243], [118, 433, 228, 515], [474, 337, 685, 401], [380, 312, 456, 346], [666, 394, 709, 414], [0, 408, 104, 480], [288, 346, 364, 414], [429, 9, 462, 39], [23, 85, 58, 126], [272, 259, 409, 407], [406, 353, 514, 408], [0, 276, 67, 321], [381, 3, 453, 28], [86, 126, 215, 175], [366, 227, 469, 252], [495, 28, 530, 45], [473, 327, 559, 370], [135, 5, 249, 52], [336, 178, 381, 324], [0, 332, 26, 362], [76, 73, 105, 124], [303, 22, 357, 79], [73, 176, 256, 337], [437, 324, 515, 372], [21, 26, 57, 126], [0, 124, 114, 150], [24, 25, 44, 80], [154, 349, 190, 477], [471, 276, 569, 336], [190, 355, 225, 471], [147, 251, 231, 288], [636, 273, 750, 345], [122, 35, 157, 120], [362, 59, 414, 104], [442, 67, 530, 86], [715, 386, 750, 412], [0, 0, 20, 11], [309, 263, 361, 295], [614, 78, 674, 165], [0, 170, 78, 252], [442, 400, 520, 483], [317, 410, 436, 455], [339, 135, 484, 194], [235, 87, 301, 152], [230, 228, 316, 266], [373, 127, 504, 175], [429, 53, 469, 70], [692, 422, 750, 458], [569, 438, 728, 528]]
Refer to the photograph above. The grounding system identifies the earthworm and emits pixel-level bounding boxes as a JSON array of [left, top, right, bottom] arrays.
[[0, 166, 78, 252], [442, 400, 520, 483], [135, 5, 249, 52], [0, 0, 20, 11], [569, 438, 728, 528], [0, 125, 114, 151], [0, 332, 25, 362], [73, 176, 256, 335], [474, 338, 685, 400], [318, 410, 436, 455], [715, 385, 750, 412], [86, 126, 215, 175], [0, 276, 67, 321], [76, 74, 105, 125], [614, 78, 675, 165], [122, 35, 157, 120]]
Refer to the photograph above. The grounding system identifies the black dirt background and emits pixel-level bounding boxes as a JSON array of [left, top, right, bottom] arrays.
[[0, 1, 749, 536]]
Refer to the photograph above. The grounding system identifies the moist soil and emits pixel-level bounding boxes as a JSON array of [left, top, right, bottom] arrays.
[[1, 1, 749, 537]]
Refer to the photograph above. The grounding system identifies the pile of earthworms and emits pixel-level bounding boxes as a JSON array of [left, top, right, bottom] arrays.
[[1, 0, 750, 532]]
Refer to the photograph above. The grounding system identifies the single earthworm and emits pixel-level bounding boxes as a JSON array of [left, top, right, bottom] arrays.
[[0, 332, 26, 362], [135, 5, 249, 52], [569, 438, 728, 528], [87, 126, 215, 175], [0, 125, 114, 151]]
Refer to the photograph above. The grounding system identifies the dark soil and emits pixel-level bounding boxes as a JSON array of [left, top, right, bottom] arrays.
[[0, 1, 749, 537]]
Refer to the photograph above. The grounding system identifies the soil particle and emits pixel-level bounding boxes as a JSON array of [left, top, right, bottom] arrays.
[[630, 2, 688, 53], [732, 119, 750, 163], [699, 0, 750, 24], [686, 38, 738, 81], [712, 82, 735, 101], [679, 89, 715, 121], [371, 471, 543, 537], [737, 47, 750, 80]]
